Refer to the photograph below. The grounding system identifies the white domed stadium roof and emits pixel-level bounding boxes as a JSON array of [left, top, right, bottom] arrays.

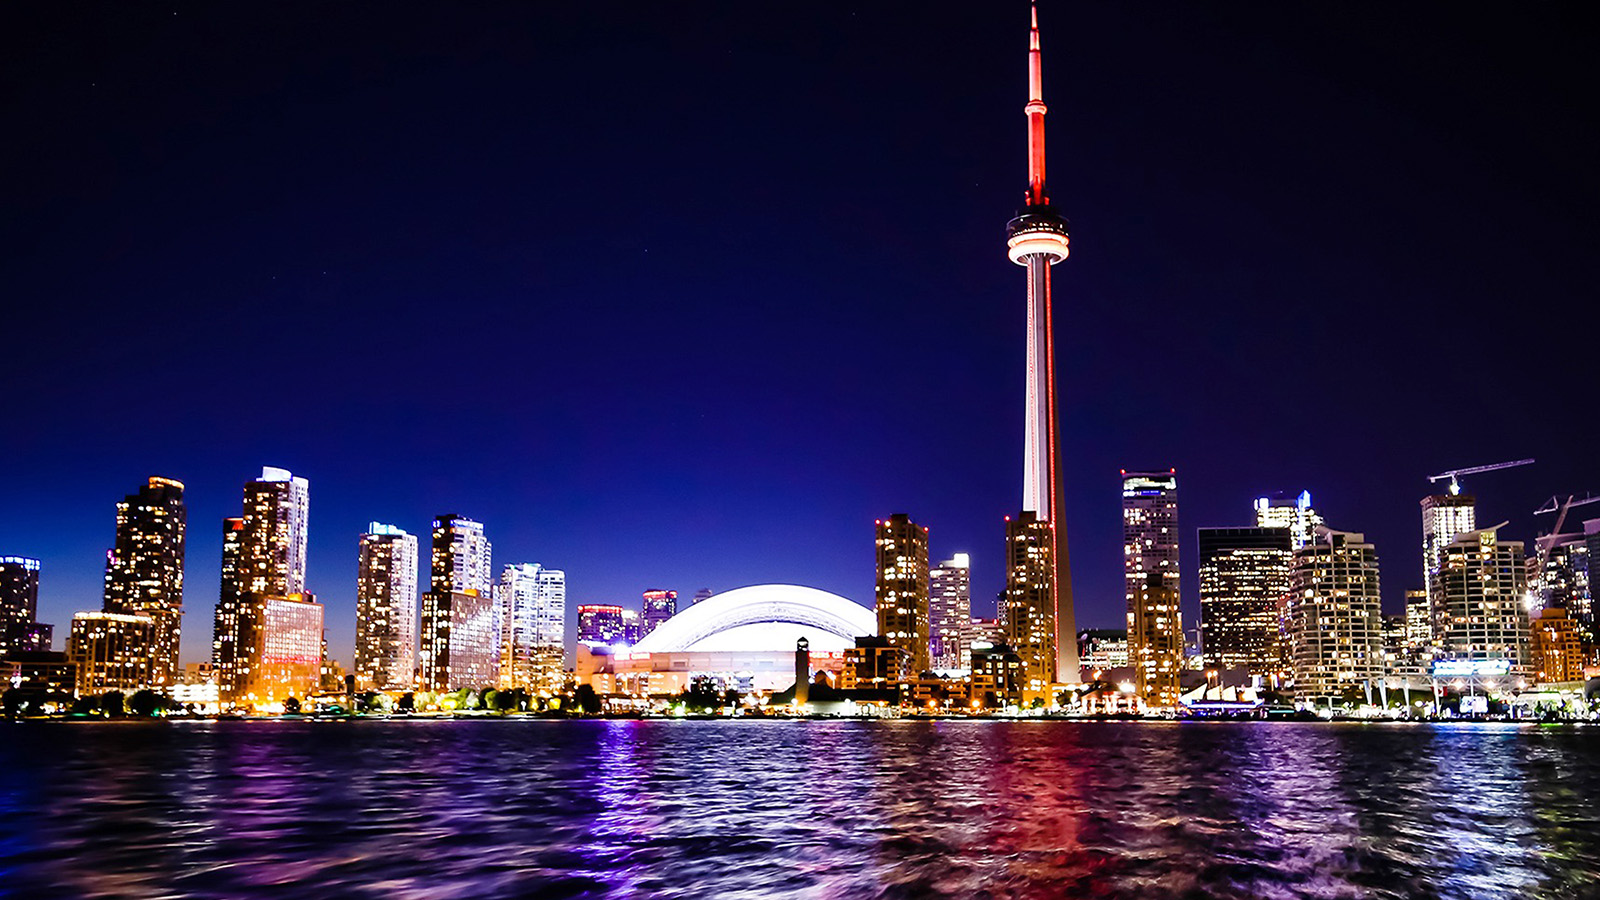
[[631, 584, 876, 654]]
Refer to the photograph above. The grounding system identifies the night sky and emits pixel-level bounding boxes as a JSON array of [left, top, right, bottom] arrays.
[[4, 3, 1595, 667]]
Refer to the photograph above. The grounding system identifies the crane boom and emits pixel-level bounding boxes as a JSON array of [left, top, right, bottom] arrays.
[[1426, 458, 1534, 495]]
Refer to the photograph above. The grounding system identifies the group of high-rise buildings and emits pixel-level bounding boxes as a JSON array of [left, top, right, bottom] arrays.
[[2, 467, 571, 711], [1105, 471, 1594, 708]]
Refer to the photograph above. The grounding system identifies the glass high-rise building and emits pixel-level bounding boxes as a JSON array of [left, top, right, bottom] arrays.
[[1286, 528, 1384, 701], [420, 515, 496, 691], [0, 556, 45, 656], [577, 604, 625, 645], [875, 514, 930, 678], [499, 563, 565, 693], [928, 553, 972, 672], [1197, 527, 1292, 676], [641, 589, 677, 637], [1253, 491, 1324, 551], [1123, 470, 1181, 706], [1435, 526, 1530, 677], [214, 467, 316, 708], [1421, 492, 1476, 641], [355, 523, 418, 691], [102, 476, 186, 686]]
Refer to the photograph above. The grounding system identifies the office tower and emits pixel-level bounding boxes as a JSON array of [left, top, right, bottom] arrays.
[[215, 467, 314, 707], [1003, 512, 1056, 703], [1253, 491, 1324, 551], [642, 589, 677, 637], [0, 556, 46, 655], [1533, 537, 1590, 623], [970, 616, 1002, 648], [500, 563, 565, 693], [420, 515, 496, 691], [211, 518, 246, 696], [101, 476, 186, 687], [240, 467, 310, 597], [1421, 492, 1476, 639], [1003, 4, 1076, 683], [1434, 526, 1531, 676], [928, 553, 972, 671], [577, 604, 625, 645], [1197, 527, 1292, 676], [692, 588, 714, 605], [236, 592, 324, 706], [1530, 607, 1585, 683], [875, 514, 930, 677], [1123, 471, 1181, 705], [67, 612, 154, 696], [355, 523, 418, 690], [1404, 589, 1432, 650], [1285, 528, 1384, 700]]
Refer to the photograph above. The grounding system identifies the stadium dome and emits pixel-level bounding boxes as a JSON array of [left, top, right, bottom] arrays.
[[631, 584, 876, 654]]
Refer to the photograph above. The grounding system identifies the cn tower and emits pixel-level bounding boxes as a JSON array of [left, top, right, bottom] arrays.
[[1004, 2, 1079, 684]]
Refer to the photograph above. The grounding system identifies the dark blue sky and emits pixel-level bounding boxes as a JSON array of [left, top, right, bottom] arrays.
[[3, 2, 1595, 667]]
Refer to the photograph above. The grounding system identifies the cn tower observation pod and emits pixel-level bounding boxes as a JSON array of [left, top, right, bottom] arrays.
[[630, 584, 876, 654]]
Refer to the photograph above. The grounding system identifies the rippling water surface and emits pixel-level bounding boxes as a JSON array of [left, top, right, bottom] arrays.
[[2, 720, 1598, 899]]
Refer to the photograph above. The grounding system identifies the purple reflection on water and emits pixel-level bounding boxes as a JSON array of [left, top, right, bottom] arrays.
[[1, 720, 1598, 899]]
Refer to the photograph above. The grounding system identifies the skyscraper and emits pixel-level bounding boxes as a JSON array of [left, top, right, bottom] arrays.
[[1197, 527, 1292, 676], [1124, 470, 1181, 705], [1003, 3, 1077, 684], [577, 604, 625, 645], [928, 553, 972, 672], [211, 518, 246, 695], [1253, 491, 1324, 551], [240, 467, 310, 597], [1421, 492, 1475, 639], [1434, 526, 1530, 676], [355, 523, 418, 690], [500, 563, 565, 693], [101, 476, 186, 686], [1003, 512, 1056, 703], [0, 556, 46, 656], [1286, 528, 1384, 701], [875, 514, 930, 677], [215, 467, 318, 708], [420, 515, 497, 691], [642, 589, 677, 637], [1403, 589, 1432, 650]]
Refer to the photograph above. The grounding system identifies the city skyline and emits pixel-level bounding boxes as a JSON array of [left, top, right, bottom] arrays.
[[4, 4, 1597, 668]]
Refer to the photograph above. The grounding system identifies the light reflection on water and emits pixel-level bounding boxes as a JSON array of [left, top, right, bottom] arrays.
[[2, 720, 1597, 899]]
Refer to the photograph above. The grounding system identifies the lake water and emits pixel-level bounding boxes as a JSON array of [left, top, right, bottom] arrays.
[[1, 719, 1597, 899]]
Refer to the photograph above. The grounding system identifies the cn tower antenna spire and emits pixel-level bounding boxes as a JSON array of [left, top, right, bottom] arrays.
[[1026, 0, 1048, 207]]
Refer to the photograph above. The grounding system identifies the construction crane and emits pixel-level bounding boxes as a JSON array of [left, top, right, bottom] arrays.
[[1426, 458, 1535, 496], [1532, 493, 1600, 573]]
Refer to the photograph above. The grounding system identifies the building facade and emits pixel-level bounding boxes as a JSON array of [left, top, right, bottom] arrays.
[[499, 563, 566, 693], [1421, 492, 1476, 639], [928, 553, 972, 672], [1434, 526, 1530, 676], [642, 589, 677, 637], [355, 523, 418, 690], [874, 514, 930, 677], [235, 592, 324, 708], [215, 467, 312, 707], [1003, 512, 1056, 703], [419, 515, 496, 691], [67, 612, 154, 696], [1286, 528, 1384, 701], [1197, 527, 1292, 676], [1530, 606, 1585, 684], [1253, 491, 1324, 551], [0, 556, 46, 656], [102, 476, 186, 687], [577, 604, 625, 646], [1124, 471, 1181, 706]]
